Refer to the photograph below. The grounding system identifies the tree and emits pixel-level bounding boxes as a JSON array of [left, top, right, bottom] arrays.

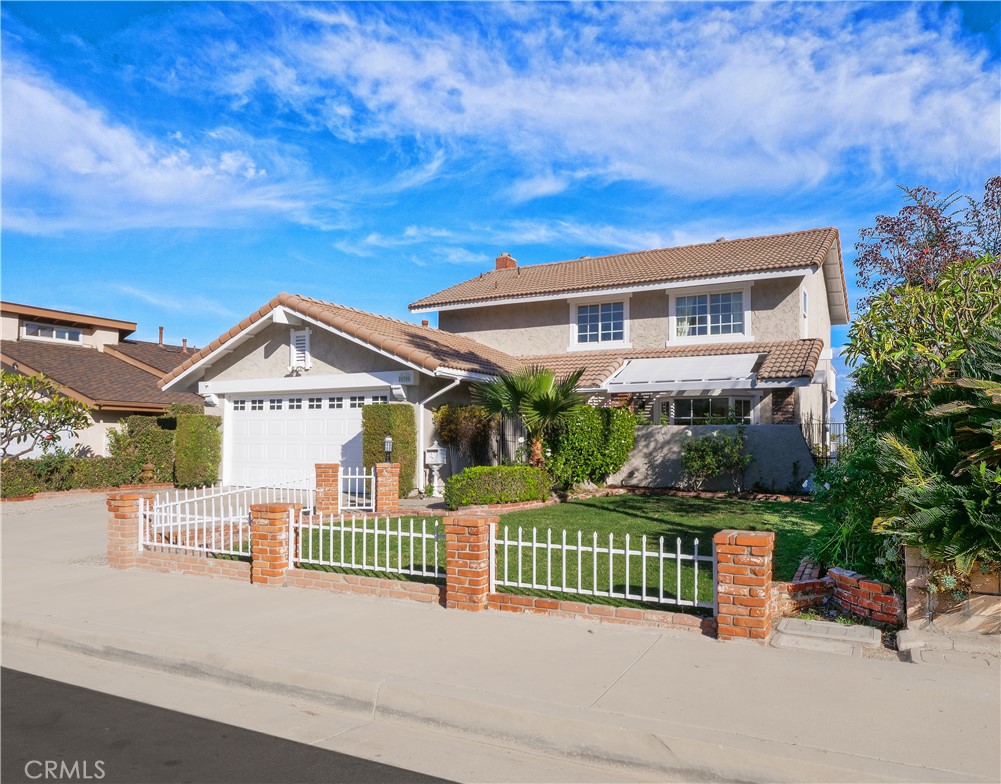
[[471, 366, 584, 467], [1, 372, 91, 460], [854, 177, 1000, 304]]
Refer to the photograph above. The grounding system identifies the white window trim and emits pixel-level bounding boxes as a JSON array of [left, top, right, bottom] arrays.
[[653, 393, 760, 425], [289, 328, 311, 371], [21, 321, 84, 345], [567, 294, 632, 352], [667, 283, 753, 345]]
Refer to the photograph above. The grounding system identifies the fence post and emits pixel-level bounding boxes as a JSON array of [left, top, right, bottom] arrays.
[[444, 515, 497, 611], [375, 462, 400, 513], [250, 503, 301, 586], [107, 491, 155, 570], [315, 463, 340, 514], [713, 529, 775, 641]]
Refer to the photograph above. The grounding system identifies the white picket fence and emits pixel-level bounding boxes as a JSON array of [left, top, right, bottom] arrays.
[[141, 473, 315, 557], [293, 513, 444, 579], [341, 467, 375, 511], [491, 526, 715, 609]]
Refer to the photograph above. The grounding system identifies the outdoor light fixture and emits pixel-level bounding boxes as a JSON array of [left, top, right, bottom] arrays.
[[383, 434, 393, 463]]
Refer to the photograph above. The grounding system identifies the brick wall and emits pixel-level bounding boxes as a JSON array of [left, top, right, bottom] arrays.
[[375, 462, 400, 512], [286, 569, 444, 604], [828, 567, 903, 626], [771, 389, 796, 425], [444, 515, 495, 611], [713, 530, 774, 641], [770, 578, 831, 617], [315, 464, 340, 513]]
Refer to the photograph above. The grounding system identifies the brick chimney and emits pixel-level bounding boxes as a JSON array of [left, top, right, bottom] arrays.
[[421, 319, 430, 328], [182, 338, 188, 353], [495, 253, 517, 270]]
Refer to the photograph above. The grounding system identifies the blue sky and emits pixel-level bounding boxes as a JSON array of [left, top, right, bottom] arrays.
[[3, 2, 999, 404]]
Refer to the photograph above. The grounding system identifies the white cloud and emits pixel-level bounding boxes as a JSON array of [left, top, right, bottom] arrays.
[[200, 3, 998, 196], [1, 63, 328, 233]]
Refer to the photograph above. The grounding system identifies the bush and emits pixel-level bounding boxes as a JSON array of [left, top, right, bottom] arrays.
[[1, 459, 41, 497], [443, 466, 550, 510], [174, 414, 221, 488], [362, 404, 417, 497], [545, 406, 638, 487], [108, 415, 175, 483], [681, 427, 753, 491], [0, 455, 139, 497], [432, 404, 492, 462]]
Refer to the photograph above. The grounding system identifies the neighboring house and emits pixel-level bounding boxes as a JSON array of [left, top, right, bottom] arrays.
[[0, 302, 204, 456], [160, 227, 848, 491]]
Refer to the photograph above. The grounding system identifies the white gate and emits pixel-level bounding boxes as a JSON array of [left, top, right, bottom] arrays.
[[341, 466, 375, 512]]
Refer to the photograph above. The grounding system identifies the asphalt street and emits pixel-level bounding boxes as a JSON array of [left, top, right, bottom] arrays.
[[1, 668, 452, 784]]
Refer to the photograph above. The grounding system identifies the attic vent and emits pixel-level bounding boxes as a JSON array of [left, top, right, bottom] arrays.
[[289, 328, 311, 371]]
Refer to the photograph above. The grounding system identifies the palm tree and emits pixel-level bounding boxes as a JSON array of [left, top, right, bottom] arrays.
[[471, 366, 585, 467]]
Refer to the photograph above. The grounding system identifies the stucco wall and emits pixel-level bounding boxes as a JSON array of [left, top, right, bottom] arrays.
[[203, 324, 409, 382], [748, 278, 802, 343], [608, 424, 816, 492], [1, 313, 20, 341], [804, 266, 833, 342]]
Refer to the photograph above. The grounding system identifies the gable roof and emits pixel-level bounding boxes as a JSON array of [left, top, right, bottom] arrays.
[[409, 227, 846, 315], [160, 293, 524, 389], [526, 339, 824, 389], [1, 340, 203, 411], [106, 340, 197, 374]]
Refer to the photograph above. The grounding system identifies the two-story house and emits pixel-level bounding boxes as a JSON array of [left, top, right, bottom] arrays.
[[160, 227, 847, 491], [1, 302, 204, 456]]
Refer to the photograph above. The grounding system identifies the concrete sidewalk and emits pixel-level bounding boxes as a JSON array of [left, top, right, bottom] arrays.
[[3, 495, 999, 783]]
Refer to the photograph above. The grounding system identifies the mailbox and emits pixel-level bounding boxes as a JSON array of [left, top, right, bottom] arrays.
[[425, 443, 448, 466]]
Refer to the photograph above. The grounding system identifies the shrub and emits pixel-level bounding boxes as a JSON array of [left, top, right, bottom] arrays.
[[432, 404, 492, 462], [545, 406, 638, 487], [174, 414, 221, 488], [0, 455, 139, 497], [1, 459, 41, 497], [680, 427, 753, 491], [443, 466, 550, 510], [362, 404, 417, 497], [108, 415, 175, 483]]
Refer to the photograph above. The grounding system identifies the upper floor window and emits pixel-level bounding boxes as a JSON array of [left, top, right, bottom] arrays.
[[676, 292, 743, 337], [571, 299, 629, 350], [24, 322, 82, 344]]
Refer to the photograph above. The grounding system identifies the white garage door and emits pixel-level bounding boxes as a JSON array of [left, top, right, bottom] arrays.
[[226, 390, 388, 486]]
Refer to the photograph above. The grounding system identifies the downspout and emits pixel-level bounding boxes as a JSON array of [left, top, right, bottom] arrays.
[[417, 377, 463, 491]]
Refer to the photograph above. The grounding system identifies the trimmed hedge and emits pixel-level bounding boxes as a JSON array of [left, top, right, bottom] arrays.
[[545, 406, 638, 487], [108, 415, 175, 483], [174, 414, 221, 488], [362, 404, 417, 497], [1, 455, 135, 498], [443, 466, 550, 510]]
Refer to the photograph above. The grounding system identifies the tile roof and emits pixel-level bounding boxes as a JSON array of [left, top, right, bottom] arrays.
[[1, 340, 204, 410], [160, 293, 525, 388], [527, 339, 824, 388], [410, 227, 841, 310], [109, 340, 198, 374]]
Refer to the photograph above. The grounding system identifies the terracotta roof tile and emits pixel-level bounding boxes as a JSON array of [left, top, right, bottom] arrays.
[[410, 228, 840, 310], [1, 340, 203, 409], [527, 339, 823, 388], [160, 294, 524, 388]]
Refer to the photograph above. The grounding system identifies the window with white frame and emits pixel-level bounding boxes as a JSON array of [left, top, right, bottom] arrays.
[[574, 301, 625, 346], [675, 292, 743, 338], [371, 394, 388, 404], [307, 397, 322, 409], [349, 395, 365, 408], [24, 322, 82, 343], [328, 397, 343, 409], [233, 399, 246, 411], [269, 398, 283, 411], [288, 398, 303, 410], [289, 328, 311, 370], [250, 399, 264, 411], [660, 397, 752, 425]]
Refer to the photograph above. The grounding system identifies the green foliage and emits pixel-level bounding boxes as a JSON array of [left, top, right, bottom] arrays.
[[472, 366, 585, 466], [680, 427, 754, 491], [361, 403, 417, 497], [545, 406, 638, 487], [0, 454, 136, 497], [1, 372, 91, 459], [108, 415, 175, 483], [173, 414, 221, 488], [845, 256, 1001, 392], [432, 404, 492, 462], [443, 465, 550, 510]]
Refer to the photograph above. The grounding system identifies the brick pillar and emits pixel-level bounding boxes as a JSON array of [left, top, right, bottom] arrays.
[[250, 503, 300, 586], [375, 462, 400, 513], [315, 463, 340, 514], [714, 529, 775, 641], [444, 515, 496, 611], [107, 491, 155, 570], [771, 389, 796, 424]]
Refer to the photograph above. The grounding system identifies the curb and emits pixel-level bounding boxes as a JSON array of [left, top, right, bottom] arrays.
[[3, 616, 991, 784]]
